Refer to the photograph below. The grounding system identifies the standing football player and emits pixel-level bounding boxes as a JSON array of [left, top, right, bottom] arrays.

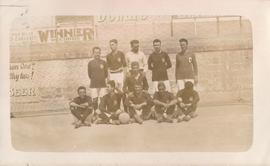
[[126, 40, 148, 74], [175, 38, 198, 90], [148, 39, 172, 92], [88, 47, 108, 113], [106, 39, 127, 90]]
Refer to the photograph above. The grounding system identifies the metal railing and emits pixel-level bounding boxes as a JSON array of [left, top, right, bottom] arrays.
[[170, 15, 243, 37]]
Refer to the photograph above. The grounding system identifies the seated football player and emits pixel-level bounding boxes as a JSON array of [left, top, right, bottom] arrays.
[[176, 81, 200, 122], [153, 82, 177, 123], [125, 83, 153, 124], [69, 86, 93, 128], [96, 80, 124, 125]]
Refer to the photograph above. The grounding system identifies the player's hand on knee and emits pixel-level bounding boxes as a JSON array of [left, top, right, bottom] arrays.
[[177, 97, 183, 103], [115, 109, 122, 115], [180, 102, 185, 108], [186, 103, 192, 107], [134, 105, 141, 110], [95, 109, 101, 114]]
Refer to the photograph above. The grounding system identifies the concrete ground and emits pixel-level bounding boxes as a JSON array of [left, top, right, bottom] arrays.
[[11, 104, 252, 152]]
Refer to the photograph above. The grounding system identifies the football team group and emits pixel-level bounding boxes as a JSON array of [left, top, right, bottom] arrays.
[[69, 38, 200, 128]]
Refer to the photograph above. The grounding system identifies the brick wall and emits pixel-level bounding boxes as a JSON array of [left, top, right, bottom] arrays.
[[10, 17, 253, 113], [10, 48, 252, 113]]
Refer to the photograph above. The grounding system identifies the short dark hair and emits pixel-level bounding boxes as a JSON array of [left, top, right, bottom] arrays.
[[153, 39, 161, 45], [184, 81, 194, 90], [110, 39, 118, 44], [157, 81, 166, 89], [130, 40, 139, 46], [107, 80, 116, 88], [179, 38, 188, 45], [92, 46, 101, 53], [77, 86, 86, 93]]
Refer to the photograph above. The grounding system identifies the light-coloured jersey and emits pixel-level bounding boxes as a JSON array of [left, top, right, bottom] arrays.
[[126, 51, 148, 72]]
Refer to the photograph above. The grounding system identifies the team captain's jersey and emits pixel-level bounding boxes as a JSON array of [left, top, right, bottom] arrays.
[[88, 59, 108, 88], [175, 50, 198, 79]]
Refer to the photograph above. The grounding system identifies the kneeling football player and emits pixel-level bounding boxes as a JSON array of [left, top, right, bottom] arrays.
[[153, 82, 177, 123], [125, 83, 153, 124], [97, 80, 124, 125], [176, 81, 200, 122], [69, 86, 93, 128]]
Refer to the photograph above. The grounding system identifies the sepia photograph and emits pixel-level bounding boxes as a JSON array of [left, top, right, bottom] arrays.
[[9, 15, 253, 152]]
